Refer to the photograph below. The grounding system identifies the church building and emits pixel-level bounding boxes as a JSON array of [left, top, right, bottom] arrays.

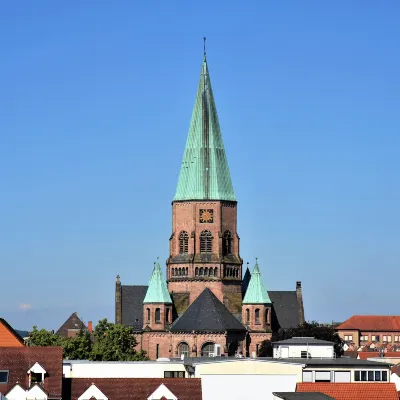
[[115, 51, 305, 360]]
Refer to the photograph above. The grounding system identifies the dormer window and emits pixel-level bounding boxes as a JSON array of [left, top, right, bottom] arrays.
[[27, 362, 46, 386]]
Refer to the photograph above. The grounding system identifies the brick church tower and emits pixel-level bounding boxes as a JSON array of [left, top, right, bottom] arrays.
[[167, 54, 243, 316]]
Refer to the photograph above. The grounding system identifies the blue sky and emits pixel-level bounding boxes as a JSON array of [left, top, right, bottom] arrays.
[[0, 1, 399, 331]]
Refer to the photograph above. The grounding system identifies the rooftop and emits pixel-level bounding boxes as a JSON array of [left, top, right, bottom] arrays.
[[273, 337, 334, 346], [297, 382, 399, 400], [274, 393, 334, 400], [336, 315, 400, 331]]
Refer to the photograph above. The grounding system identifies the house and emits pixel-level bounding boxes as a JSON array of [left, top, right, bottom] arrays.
[[69, 378, 202, 400], [296, 382, 399, 399], [336, 315, 400, 347], [56, 313, 92, 338], [0, 346, 63, 399], [115, 49, 305, 360], [272, 337, 334, 359], [0, 319, 24, 347]]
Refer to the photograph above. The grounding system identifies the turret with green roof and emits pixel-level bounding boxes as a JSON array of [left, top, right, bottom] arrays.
[[243, 259, 271, 304], [174, 54, 236, 202], [143, 261, 172, 304]]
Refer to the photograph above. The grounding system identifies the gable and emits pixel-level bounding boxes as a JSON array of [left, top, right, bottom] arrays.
[[0, 319, 24, 347], [26, 384, 47, 400], [56, 313, 87, 338], [147, 384, 177, 400], [78, 384, 108, 400], [5, 383, 26, 399]]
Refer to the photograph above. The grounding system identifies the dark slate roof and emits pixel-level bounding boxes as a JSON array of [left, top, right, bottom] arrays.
[[273, 393, 334, 400], [121, 285, 148, 330], [56, 313, 86, 337], [269, 291, 301, 329], [170, 288, 246, 332], [273, 337, 334, 346]]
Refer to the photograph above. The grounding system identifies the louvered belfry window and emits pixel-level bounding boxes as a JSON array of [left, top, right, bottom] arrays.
[[223, 231, 232, 255], [200, 230, 213, 253], [179, 231, 189, 254]]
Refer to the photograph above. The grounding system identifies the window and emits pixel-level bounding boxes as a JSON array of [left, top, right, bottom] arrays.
[[255, 309, 260, 324], [0, 371, 8, 383], [355, 370, 388, 382], [166, 308, 170, 323], [301, 351, 310, 359], [360, 371, 367, 381], [256, 344, 259, 355], [395, 336, 399, 342], [146, 308, 150, 323], [200, 230, 213, 253], [372, 335, 379, 342], [156, 344, 159, 359], [179, 231, 189, 254], [246, 309, 250, 324], [164, 371, 185, 378], [360, 335, 368, 341], [375, 371, 381, 381], [344, 335, 353, 341], [354, 371, 360, 381], [223, 231, 232, 255], [382, 371, 388, 381], [315, 371, 331, 382], [265, 308, 269, 325], [344, 335, 348, 341], [383, 335, 388, 342], [302, 371, 313, 382], [195, 267, 199, 276], [155, 308, 161, 323], [178, 342, 190, 357], [30, 372, 43, 383], [368, 371, 374, 381], [214, 267, 218, 277], [201, 342, 215, 357]]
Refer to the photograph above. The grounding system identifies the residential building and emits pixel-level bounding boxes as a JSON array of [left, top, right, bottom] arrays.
[[296, 382, 399, 400], [56, 312, 92, 338], [0, 319, 24, 347], [336, 315, 400, 346], [115, 49, 305, 360], [272, 337, 335, 359], [0, 346, 63, 400], [70, 379, 202, 400]]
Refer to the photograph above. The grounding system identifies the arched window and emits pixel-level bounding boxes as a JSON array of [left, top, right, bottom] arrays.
[[171, 268, 175, 276], [155, 308, 161, 323], [178, 342, 190, 357], [205, 267, 209, 276], [265, 308, 269, 325], [166, 308, 170, 323], [246, 309, 250, 323], [195, 267, 199, 276], [223, 231, 232, 255], [201, 342, 215, 357], [200, 230, 213, 253], [178, 268, 182, 276], [199, 267, 204, 276], [209, 268, 214, 277], [179, 231, 189, 254], [255, 309, 260, 324], [214, 267, 218, 277], [146, 308, 150, 323]]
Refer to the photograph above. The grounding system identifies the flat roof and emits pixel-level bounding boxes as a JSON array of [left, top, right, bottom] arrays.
[[273, 337, 334, 346]]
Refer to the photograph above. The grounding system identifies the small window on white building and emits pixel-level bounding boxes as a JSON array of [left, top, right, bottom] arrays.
[[334, 371, 351, 382], [315, 371, 331, 382], [302, 371, 313, 382]]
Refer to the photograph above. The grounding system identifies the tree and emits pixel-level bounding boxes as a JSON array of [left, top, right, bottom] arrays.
[[258, 339, 273, 357], [28, 326, 63, 347], [258, 321, 344, 358], [62, 327, 93, 360], [91, 319, 148, 361]]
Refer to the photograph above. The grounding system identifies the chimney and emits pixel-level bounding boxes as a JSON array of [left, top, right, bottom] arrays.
[[296, 281, 305, 325], [87, 321, 93, 334]]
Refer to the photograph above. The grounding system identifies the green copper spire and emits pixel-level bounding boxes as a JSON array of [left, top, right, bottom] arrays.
[[143, 261, 172, 304], [243, 259, 271, 304], [173, 54, 236, 202]]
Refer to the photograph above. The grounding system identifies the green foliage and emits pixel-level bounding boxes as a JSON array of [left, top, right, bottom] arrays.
[[62, 327, 93, 360], [28, 326, 63, 346], [27, 319, 148, 361], [269, 321, 344, 357], [91, 319, 148, 361], [258, 339, 273, 357]]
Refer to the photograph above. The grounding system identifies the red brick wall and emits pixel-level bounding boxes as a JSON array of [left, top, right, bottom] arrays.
[[248, 332, 272, 356], [142, 304, 172, 330], [242, 304, 271, 331]]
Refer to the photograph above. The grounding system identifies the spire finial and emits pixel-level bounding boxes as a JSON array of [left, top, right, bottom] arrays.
[[203, 37, 206, 56], [255, 257, 258, 263]]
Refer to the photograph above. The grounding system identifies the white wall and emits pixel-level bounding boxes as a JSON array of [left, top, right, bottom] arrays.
[[391, 373, 400, 391], [65, 361, 186, 378], [201, 374, 298, 400], [273, 345, 334, 359]]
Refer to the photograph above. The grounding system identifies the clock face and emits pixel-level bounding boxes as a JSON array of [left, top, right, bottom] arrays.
[[200, 209, 214, 223]]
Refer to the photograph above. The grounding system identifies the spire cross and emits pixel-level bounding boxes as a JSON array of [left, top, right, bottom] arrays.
[[203, 37, 206, 56]]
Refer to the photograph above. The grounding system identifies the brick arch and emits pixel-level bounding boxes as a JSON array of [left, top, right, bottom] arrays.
[[200, 341, 216, 357], [176, 340, 190, 356]]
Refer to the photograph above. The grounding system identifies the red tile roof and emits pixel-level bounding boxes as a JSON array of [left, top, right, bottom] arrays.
[[336, 316, 400, 331], [358, 352, 379, 359], [0, 347, 62, 399], [391, 364, 400, 377], [297, 383, 398, 400], [0, 319, 24, 347], [71, 378, 202, 400]]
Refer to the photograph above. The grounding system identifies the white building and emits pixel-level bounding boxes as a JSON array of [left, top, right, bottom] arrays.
[[273, 337, 335, 359]]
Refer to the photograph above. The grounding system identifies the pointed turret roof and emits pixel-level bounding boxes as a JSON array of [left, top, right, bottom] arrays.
[[170, 288, 245, 332], [174, 55, 236, 202], [243, 260, 271, 304], [143, 262, 172, 304]]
